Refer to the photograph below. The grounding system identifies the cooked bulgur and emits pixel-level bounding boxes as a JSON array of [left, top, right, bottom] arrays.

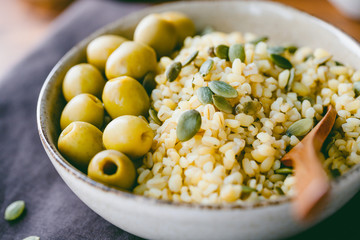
[[133, 31, 360, 204]]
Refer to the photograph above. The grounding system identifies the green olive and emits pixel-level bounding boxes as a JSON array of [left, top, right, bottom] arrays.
[[134, 14, 177, 57], [87, 35, 127, 72], [60, 93, 104, 130], [105, 41, 157, 80], [102, 76, 150, 119], [58, 121, 104, 171], [103, 116, 154, 159], [160, 11, 196, 46], [62, 63, 105, 102], [88, 150, 136, 190]]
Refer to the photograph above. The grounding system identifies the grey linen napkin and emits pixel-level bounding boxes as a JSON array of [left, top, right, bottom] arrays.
[[0, 0, 359, 239]]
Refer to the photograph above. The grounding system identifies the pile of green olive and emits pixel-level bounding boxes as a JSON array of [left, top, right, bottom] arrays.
[[57, 11, 195, 190]]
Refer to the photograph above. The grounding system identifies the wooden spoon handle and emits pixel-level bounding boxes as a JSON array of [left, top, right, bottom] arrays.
[[292, 144, 330, 221]]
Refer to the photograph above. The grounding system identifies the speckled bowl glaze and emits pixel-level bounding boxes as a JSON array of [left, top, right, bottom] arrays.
[[37, 1, 360, 239]]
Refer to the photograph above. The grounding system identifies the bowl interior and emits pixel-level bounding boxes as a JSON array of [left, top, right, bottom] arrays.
[[38, 0, 360, 208]]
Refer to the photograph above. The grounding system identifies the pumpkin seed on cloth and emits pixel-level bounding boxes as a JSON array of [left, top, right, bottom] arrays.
[[270, 54, 293, 69], [214, 44, 229, 60], [199, 59, 214, 77], [197, 87, 214, 105], [4, 200, 25, 221], [177, 110, 202, 142], [149, 108, 162, 125], [23, 237, 40, 240], [166, 61, 182, 82], [250, 36, 268, 45], [213, 95, 233, 113], [229, 44, 245, 63], [182, 50, 199, 67], [208, 81, 238, 98], [275, 168, 293, 174], [286, 118, 314, 137], [142, 72, 157, 95]]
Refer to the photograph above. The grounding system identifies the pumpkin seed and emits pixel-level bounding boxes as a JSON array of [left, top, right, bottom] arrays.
[[241, 185, 257, 193], [177, 110, 202, 142], [208, 81, 238, 98], [330, 168, 341, 178], [199, 59, 214, 77], [354, 81, 360, 97], [243, 101, 262, 115], [214, 44, 229, 60], [250, 36, 268, 45], [23, 237, 40, 240], [4, 200, 25, 221], [142, 72, 157, 95], [149, 108, 162, 125], [268, 46, 286, 55], [286, 118, 314, 137], [201, 26, 215, 35], [229, 44, 245, 63], [275, 168, 293, 174], [286, 46, 298, 54], [335, 61, 344, 66], [166, 62, 182, 82], [270, 54, 293, 69], [212, 95, 233, 113], [182, 50, 199, 67], [286, 68, 295, 92], [275, 187, 285, 195], [208, 47, 215, 57], [235, 101, 262, 115], [197, 87, 214, 105]]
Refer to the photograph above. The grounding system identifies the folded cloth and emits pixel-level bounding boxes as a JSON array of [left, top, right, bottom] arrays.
[[0, 0, 359, 239]]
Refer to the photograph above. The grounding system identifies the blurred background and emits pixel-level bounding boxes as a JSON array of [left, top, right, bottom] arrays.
[[1, 0, 360, 80]]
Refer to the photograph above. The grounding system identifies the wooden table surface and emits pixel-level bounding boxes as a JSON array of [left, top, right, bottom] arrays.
[[0, 0, 359, 78]]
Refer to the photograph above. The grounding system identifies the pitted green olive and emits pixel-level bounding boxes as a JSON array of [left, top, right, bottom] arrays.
[[60, 94, 104, 130], [62, 63, 105, 102], [88, 150, 136, 190], [134, 14, 177, 57], [102, 76, 150, 119], [58, 121, 104, 171], [103, 116, 154, 159], [160, 11, 196, 46], [87, 35, 127, 72], [105, 41, 157, 80]]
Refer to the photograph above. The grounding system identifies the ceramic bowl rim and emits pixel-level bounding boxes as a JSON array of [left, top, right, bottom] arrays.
[[37, 0, 360, 211]]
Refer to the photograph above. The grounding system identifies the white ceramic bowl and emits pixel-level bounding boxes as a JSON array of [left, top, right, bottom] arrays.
[[37, 1, 360, 239]]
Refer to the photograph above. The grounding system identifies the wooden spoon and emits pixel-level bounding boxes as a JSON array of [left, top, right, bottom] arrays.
[[281, 105, 337, 221]]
